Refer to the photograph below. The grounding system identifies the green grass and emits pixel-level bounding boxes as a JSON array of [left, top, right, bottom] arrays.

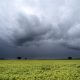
[[0, 60, 80, 80]]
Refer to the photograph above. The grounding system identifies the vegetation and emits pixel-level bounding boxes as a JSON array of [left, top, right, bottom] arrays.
[[0, 60, 80, 80], [68, 57, 72, 60], [17, 57, 22, 60]]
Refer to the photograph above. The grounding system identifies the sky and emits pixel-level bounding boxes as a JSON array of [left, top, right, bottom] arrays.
[[0, 0, 80, 59]]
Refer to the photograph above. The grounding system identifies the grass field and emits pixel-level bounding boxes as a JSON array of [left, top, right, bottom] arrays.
[[0, 60, 80, 80]]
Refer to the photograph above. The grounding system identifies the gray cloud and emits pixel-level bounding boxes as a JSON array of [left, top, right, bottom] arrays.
[[0, 0, 80, 59]]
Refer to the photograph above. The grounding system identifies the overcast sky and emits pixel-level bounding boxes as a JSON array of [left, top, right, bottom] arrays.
[[0, 0, 80, 59]]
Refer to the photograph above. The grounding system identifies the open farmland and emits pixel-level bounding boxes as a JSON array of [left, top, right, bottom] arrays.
[[0, 60, 80, 80]]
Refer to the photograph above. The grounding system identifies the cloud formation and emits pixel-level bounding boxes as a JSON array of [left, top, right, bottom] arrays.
[[0, 0, 80, 51]]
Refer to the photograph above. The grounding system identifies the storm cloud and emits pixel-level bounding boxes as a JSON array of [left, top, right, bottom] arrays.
[[0, 0, 80, 59]]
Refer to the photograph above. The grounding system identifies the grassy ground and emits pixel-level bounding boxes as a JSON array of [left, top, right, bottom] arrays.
[[0, 60, 80, 80]]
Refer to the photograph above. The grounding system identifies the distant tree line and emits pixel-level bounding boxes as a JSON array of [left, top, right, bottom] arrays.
[[17, 57, 27, 60], [0, 56, 80, 60], [68, 57, 72, 60], [0, 57, 27, 60], [16, 56, 73, 60]]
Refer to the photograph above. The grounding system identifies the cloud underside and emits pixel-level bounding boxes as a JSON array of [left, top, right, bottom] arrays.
[[0, 0, 80, 50]]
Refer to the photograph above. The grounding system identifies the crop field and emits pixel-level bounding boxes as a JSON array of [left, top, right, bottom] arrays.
[[0, 60, 80, 80]]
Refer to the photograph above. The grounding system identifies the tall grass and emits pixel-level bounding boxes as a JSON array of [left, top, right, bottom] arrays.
[[0, 60, 80, 80]]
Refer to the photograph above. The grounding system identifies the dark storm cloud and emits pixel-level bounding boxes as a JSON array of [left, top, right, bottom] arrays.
[[0, 0, 80, 59], [14, 14, 51, 46]]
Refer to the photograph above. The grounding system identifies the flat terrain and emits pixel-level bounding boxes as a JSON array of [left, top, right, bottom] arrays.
[[0, 60, 80, 80]]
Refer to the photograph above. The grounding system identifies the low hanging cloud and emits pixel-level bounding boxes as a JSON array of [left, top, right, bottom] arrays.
[[0, 0, 80, 50]]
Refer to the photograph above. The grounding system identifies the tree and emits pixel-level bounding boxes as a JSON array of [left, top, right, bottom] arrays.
[[68, 57, 72, 60], [17, 57, 22, 60]]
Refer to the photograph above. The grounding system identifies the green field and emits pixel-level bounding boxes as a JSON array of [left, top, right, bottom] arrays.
[[0, 60, 80, 80]]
